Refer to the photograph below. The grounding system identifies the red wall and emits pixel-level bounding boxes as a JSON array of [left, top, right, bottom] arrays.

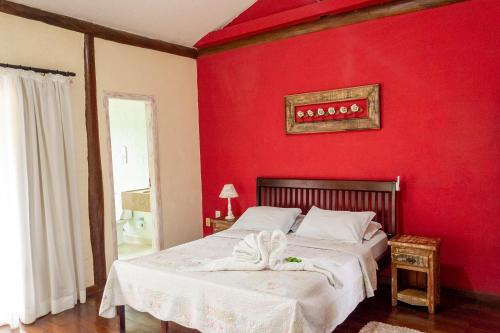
[[197, 0, 500, 294], [196, 0, 389, 48]]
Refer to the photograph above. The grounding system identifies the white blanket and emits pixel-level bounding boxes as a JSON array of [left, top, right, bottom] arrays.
[[219, 229, 377, 297], [99, 229, 378, 333], [287, 233, 378, 297]]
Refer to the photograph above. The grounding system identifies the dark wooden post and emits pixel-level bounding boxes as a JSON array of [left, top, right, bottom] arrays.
[[84, 34, 106, 290]]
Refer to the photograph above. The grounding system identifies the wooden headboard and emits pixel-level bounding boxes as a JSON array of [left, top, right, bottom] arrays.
[[256, 177, 399, 237]]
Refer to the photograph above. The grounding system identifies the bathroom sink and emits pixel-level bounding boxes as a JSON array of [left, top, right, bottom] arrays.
[[121, 188, 151, 212]]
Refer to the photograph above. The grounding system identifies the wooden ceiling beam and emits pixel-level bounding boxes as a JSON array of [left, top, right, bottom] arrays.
[[0, 0, 198, 59], [198, 0, 465, 57]]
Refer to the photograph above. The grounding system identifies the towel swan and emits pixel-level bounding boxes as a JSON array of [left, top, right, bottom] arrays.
[[195, 230, 271, 271], [232, 231, 270, 265], [187, 230, 342, 287]]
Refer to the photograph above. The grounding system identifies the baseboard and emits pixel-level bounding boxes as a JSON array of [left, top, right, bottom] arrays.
[[86, 285, 103, 297], [441, 287, 500, 304], [377, 278, 500, 305]]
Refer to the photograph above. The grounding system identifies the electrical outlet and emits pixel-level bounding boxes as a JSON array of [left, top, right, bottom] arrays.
[[215, 210, 221, 218], [205, 218, 211, 227]]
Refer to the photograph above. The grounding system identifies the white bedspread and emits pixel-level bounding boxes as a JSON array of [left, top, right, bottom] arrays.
[[99, 229, 378, 333]]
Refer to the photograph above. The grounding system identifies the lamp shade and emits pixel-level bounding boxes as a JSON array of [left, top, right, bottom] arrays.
[[219, 184, 238, 198]]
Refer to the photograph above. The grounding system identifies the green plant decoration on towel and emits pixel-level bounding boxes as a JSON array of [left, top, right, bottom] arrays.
[[285, 257, 302, 263]]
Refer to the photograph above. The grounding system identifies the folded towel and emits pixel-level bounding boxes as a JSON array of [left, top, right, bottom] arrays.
[[267, 230, 343, 287], [268, 229, 287, 267], [187, 230, 342, 287], [187, 231, 270, 271], [232, 233, 262, 263], [271, 259, 343, 287]]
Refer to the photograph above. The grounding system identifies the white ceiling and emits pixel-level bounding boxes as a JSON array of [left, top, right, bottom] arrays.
[[10, 0, 256, 47]]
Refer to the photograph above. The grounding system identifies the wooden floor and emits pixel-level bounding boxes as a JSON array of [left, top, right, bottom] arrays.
[[2, 286, 499, 333]]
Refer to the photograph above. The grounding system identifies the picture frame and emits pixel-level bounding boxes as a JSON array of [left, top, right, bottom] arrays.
[[285, 84, 380, 134]]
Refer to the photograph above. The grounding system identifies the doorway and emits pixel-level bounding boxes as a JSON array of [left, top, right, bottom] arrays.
[[103, 93, 163, 260]]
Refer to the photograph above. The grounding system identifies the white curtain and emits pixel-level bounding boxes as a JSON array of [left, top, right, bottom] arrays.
[[0, 68, 86, 328]]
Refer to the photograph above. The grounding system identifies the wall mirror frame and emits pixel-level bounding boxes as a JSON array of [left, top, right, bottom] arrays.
[[103, 92, 164, 261]]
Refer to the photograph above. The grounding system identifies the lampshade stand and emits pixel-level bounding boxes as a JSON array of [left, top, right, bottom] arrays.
[[225, 197, 235, 220]]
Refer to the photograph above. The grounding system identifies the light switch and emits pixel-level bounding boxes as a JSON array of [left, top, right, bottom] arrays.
[[215, 210, 221, 218], [205, 218, 211, 227], [120, 145, 128, 165]]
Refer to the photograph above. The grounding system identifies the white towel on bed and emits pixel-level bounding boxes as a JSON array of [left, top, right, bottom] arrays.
[[232, 232, 263, 263], [268, 230, 343, 287], [187, 230, 271, 271], [187, 230, 342, 287]]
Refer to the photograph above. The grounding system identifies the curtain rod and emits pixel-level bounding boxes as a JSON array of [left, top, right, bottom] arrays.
[[0, 62, 76, 77]]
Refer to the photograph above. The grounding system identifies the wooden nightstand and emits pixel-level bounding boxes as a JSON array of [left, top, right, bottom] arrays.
[[210, 217, 238, 233], [388, 234, 441, 314]]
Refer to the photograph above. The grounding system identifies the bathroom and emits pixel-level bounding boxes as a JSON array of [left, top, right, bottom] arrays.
[[108, 97, 154, 259]]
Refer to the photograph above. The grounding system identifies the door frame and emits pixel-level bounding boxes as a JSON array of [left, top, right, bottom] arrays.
[[103, 92, 164, 260]]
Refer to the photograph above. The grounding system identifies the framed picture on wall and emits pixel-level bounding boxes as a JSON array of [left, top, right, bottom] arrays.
[[285, 84, 380, 134]]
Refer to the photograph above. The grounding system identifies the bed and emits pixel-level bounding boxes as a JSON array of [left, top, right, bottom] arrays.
[[99, 177, 399, 333]]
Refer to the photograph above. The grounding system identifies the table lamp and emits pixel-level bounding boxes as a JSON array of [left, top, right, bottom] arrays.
[[219, 184, 238, 220]]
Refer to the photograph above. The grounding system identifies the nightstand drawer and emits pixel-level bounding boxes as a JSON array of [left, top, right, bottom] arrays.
[[392, 248, 429, 267], [214, 221, 233, 232], [211, 217, 238, 233]]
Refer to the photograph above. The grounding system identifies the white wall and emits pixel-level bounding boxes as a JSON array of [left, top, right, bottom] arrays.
[[94, 39, 203, 271], [1, 12, 203, 284], [0, 12, 94, 287]]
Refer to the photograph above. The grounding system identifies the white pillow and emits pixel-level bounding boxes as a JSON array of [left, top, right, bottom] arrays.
[[231, 206, 302, 233], [363, 221, 383, 240], [295, 206, 375, 243], [290, 214, 305, 233]]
